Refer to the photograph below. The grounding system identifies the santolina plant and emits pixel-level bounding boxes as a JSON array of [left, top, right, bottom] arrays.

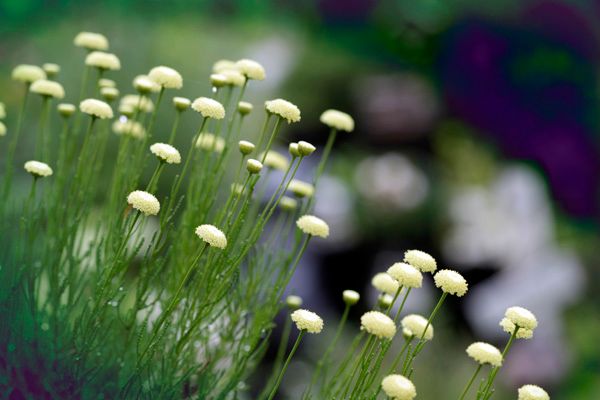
[[0, 31, 549, 399]]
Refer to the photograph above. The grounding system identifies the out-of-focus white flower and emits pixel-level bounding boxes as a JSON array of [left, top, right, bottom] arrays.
[[288, 179, 314, 198], [261, 151, 289, 171], [74, 31, 109, 50], [343, 290, 360, 305], [320, 109, 354, 132], [120, 95, 154, 113], [30, 80, 65, 99], [196, 133, 225, 153], [401, 314, 433, 341], [355, 153, 429, 212], [24, 161, 53, 177], [12, 65, 46, 83], [80, 99, 113, 119], [286, 295, 303, 309], [113, 119, 145, 139], [387, 262, 422, 288], [148, 66, 183, 89], [85, 51, 120, 70], [371, 272, 399, 296], [57, 103, 76, 118]]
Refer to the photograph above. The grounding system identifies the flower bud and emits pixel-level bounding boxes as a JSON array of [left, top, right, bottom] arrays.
[[238, 101, 253, 116], [298, 140, 316, 156], [238, 140, 255, 155], [246, 159, 263, 174], [343, 290, 360, 306], [289, 142, 300, 158], [286, 295, 302, 310], [210, 73, 228, 88]]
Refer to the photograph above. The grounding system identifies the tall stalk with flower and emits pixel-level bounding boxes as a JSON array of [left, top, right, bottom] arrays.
[[0, 30, 550, 400]]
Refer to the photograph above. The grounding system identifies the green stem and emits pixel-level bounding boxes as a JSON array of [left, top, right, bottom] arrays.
[[79, 65, 90, 101], [266, 330, 305, 400], [145, 162, 165, 192], [146, 87, 164, 140], [3, 85, 30, 201], [480, 326, 519, 398], [460, 364, 483, 400], [308, 303, 350, 392], [255, 112, 272, 154], [167, 110, 182, 145], [36, 96, 50, 161], [259, 313, 294, 399], [260, 117, 282, 161], [161, 117, 208, 227], [394, 287, 412, 322], [313, 128, 337, 186], [402, 292, 447, 374], [128, 244, 208, 385], [344, 336, 376, 399]]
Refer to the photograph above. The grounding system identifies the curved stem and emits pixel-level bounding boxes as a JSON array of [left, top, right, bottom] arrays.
[[313, 128, 337, 186], [266, 330, 305, 400], [308, 303, 350, 392], [459, 364, 482, 400], [394, 287, 412, 322], [255, 112, 272, 154], [145, 162, 165, 192], [260, 117, 282, 161], [402, 292, 447, 374], [480, 326, 519, 398]]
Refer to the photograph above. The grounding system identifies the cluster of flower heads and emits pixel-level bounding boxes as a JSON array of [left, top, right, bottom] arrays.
[[3, 30, 551, 400]]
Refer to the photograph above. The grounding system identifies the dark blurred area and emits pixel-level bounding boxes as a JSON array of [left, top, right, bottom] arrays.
[[2, 0, 600, 399]]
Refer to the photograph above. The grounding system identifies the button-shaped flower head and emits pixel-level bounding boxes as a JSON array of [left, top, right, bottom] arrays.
[[74, 31, 109, 51], [361, 311, 396, 340], [24, 161, 53, 178], [265, 98, 300, 123], [466, 342, 503, 367], [320, 109, 354, 132], [191, 97, 225, 120], [150, 143, 181, 164], [401, 314, 434, 341], [381, 375, 416, 400], [80, 99, 113, 119], [404, 249, 437, 273], [127, 190, 160, 216], [195, 224, 227, 249], [291, 309, 323, 334], [148, 66, 183, 89], [296, 215, 329, 238], [434, 269, 468, 297]]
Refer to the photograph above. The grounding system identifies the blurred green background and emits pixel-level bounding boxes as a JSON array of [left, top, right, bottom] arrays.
[[2, 0, 600, 399]]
